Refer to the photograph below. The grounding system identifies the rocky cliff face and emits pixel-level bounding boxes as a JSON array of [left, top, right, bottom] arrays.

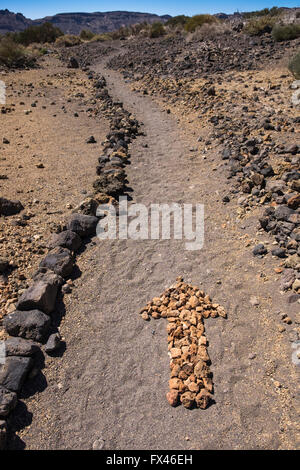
[[0, 9, 32, 34], [0, 9, 171, 35]]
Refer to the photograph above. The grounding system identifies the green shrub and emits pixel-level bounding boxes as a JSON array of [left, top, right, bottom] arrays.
[[288, 50, 300, 79], [184, 14, 217, 33], [13, 22, 63, 46], [272, 23, 300, 41], [80, 29, 95, 40], [149, 22, 165, 38], [0, 37, 29, 66], [244, 15, 277, 35], [166, 15, 189, 28]]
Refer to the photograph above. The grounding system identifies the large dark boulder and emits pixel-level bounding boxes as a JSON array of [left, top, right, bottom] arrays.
[[0, 258, 9, 273], [271, 247, 287, 258], [44, 333, 61, 354], [68, 57, 79, 68], [66, 213, 98, 238], [4, 337, 40, 357], [48, 230, 82, 252], [16, 271, 62, 314], [253, 243, 268, 256], [274, 205, 293, 222], [93, 173, 125, 198], [39, 247, 74, 278], [0, 386, 17, 417], [3, 309, 51, 342], [0, 197, 23, 216], [0, 356, 33, 392]]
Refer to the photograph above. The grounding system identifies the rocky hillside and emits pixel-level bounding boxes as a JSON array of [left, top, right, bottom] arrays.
[[0, 9, 171, 35]]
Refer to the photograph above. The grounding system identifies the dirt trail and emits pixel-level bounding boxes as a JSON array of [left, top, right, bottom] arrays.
[[14, 59, 299, 450]]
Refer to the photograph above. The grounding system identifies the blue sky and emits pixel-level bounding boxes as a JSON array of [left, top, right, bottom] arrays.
[[1, 1, 299, 19]]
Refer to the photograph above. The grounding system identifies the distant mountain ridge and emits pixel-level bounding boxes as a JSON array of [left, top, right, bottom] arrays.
[[1, 7, 298, 36], [0, 9, 171, 35]]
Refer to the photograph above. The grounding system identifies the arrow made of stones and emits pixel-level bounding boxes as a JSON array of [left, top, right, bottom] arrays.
[[139, 277, 227, 410]]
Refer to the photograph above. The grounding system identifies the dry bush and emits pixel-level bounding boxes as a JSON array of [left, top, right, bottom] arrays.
[[89, 22, 151, 42], [186, 21, 231, 42], [272, 23, 300, 41], [26, 42, 49, 56], [80, 29, 95, 41], [184, 14, 218, 33], [12, 22, 63, 46], [90, 33, 111, 42], [55, 35, 82, 47], [243, 7, 281, 19], [288, 50, 300, 78], [0, 37, 29, 67], [244, 15, 277, 35], [149, 22, 166, 38], [166, 15, 189, 28]]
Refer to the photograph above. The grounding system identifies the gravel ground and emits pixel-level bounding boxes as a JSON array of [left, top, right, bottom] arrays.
[[8, 51, 299, 450]]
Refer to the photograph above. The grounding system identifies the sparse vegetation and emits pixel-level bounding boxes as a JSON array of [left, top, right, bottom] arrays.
[[186, 22, 231, 42], [55, 34, 82, 47], [39, 47, 48, 55], [80, 29, 95, 40], [244, 15, 277, 35], [11, 22, 63, 46], [184, 14, 218, 33], [0, 36, 30, 67], [149, 22, 166, 38], [89, 33, 111, 42], [272, 23, 300, 41], [86, 21, 153, 41], [288, 50, 300, 78], [243, 7, 281, 18], [166, 15, 189, 28]]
